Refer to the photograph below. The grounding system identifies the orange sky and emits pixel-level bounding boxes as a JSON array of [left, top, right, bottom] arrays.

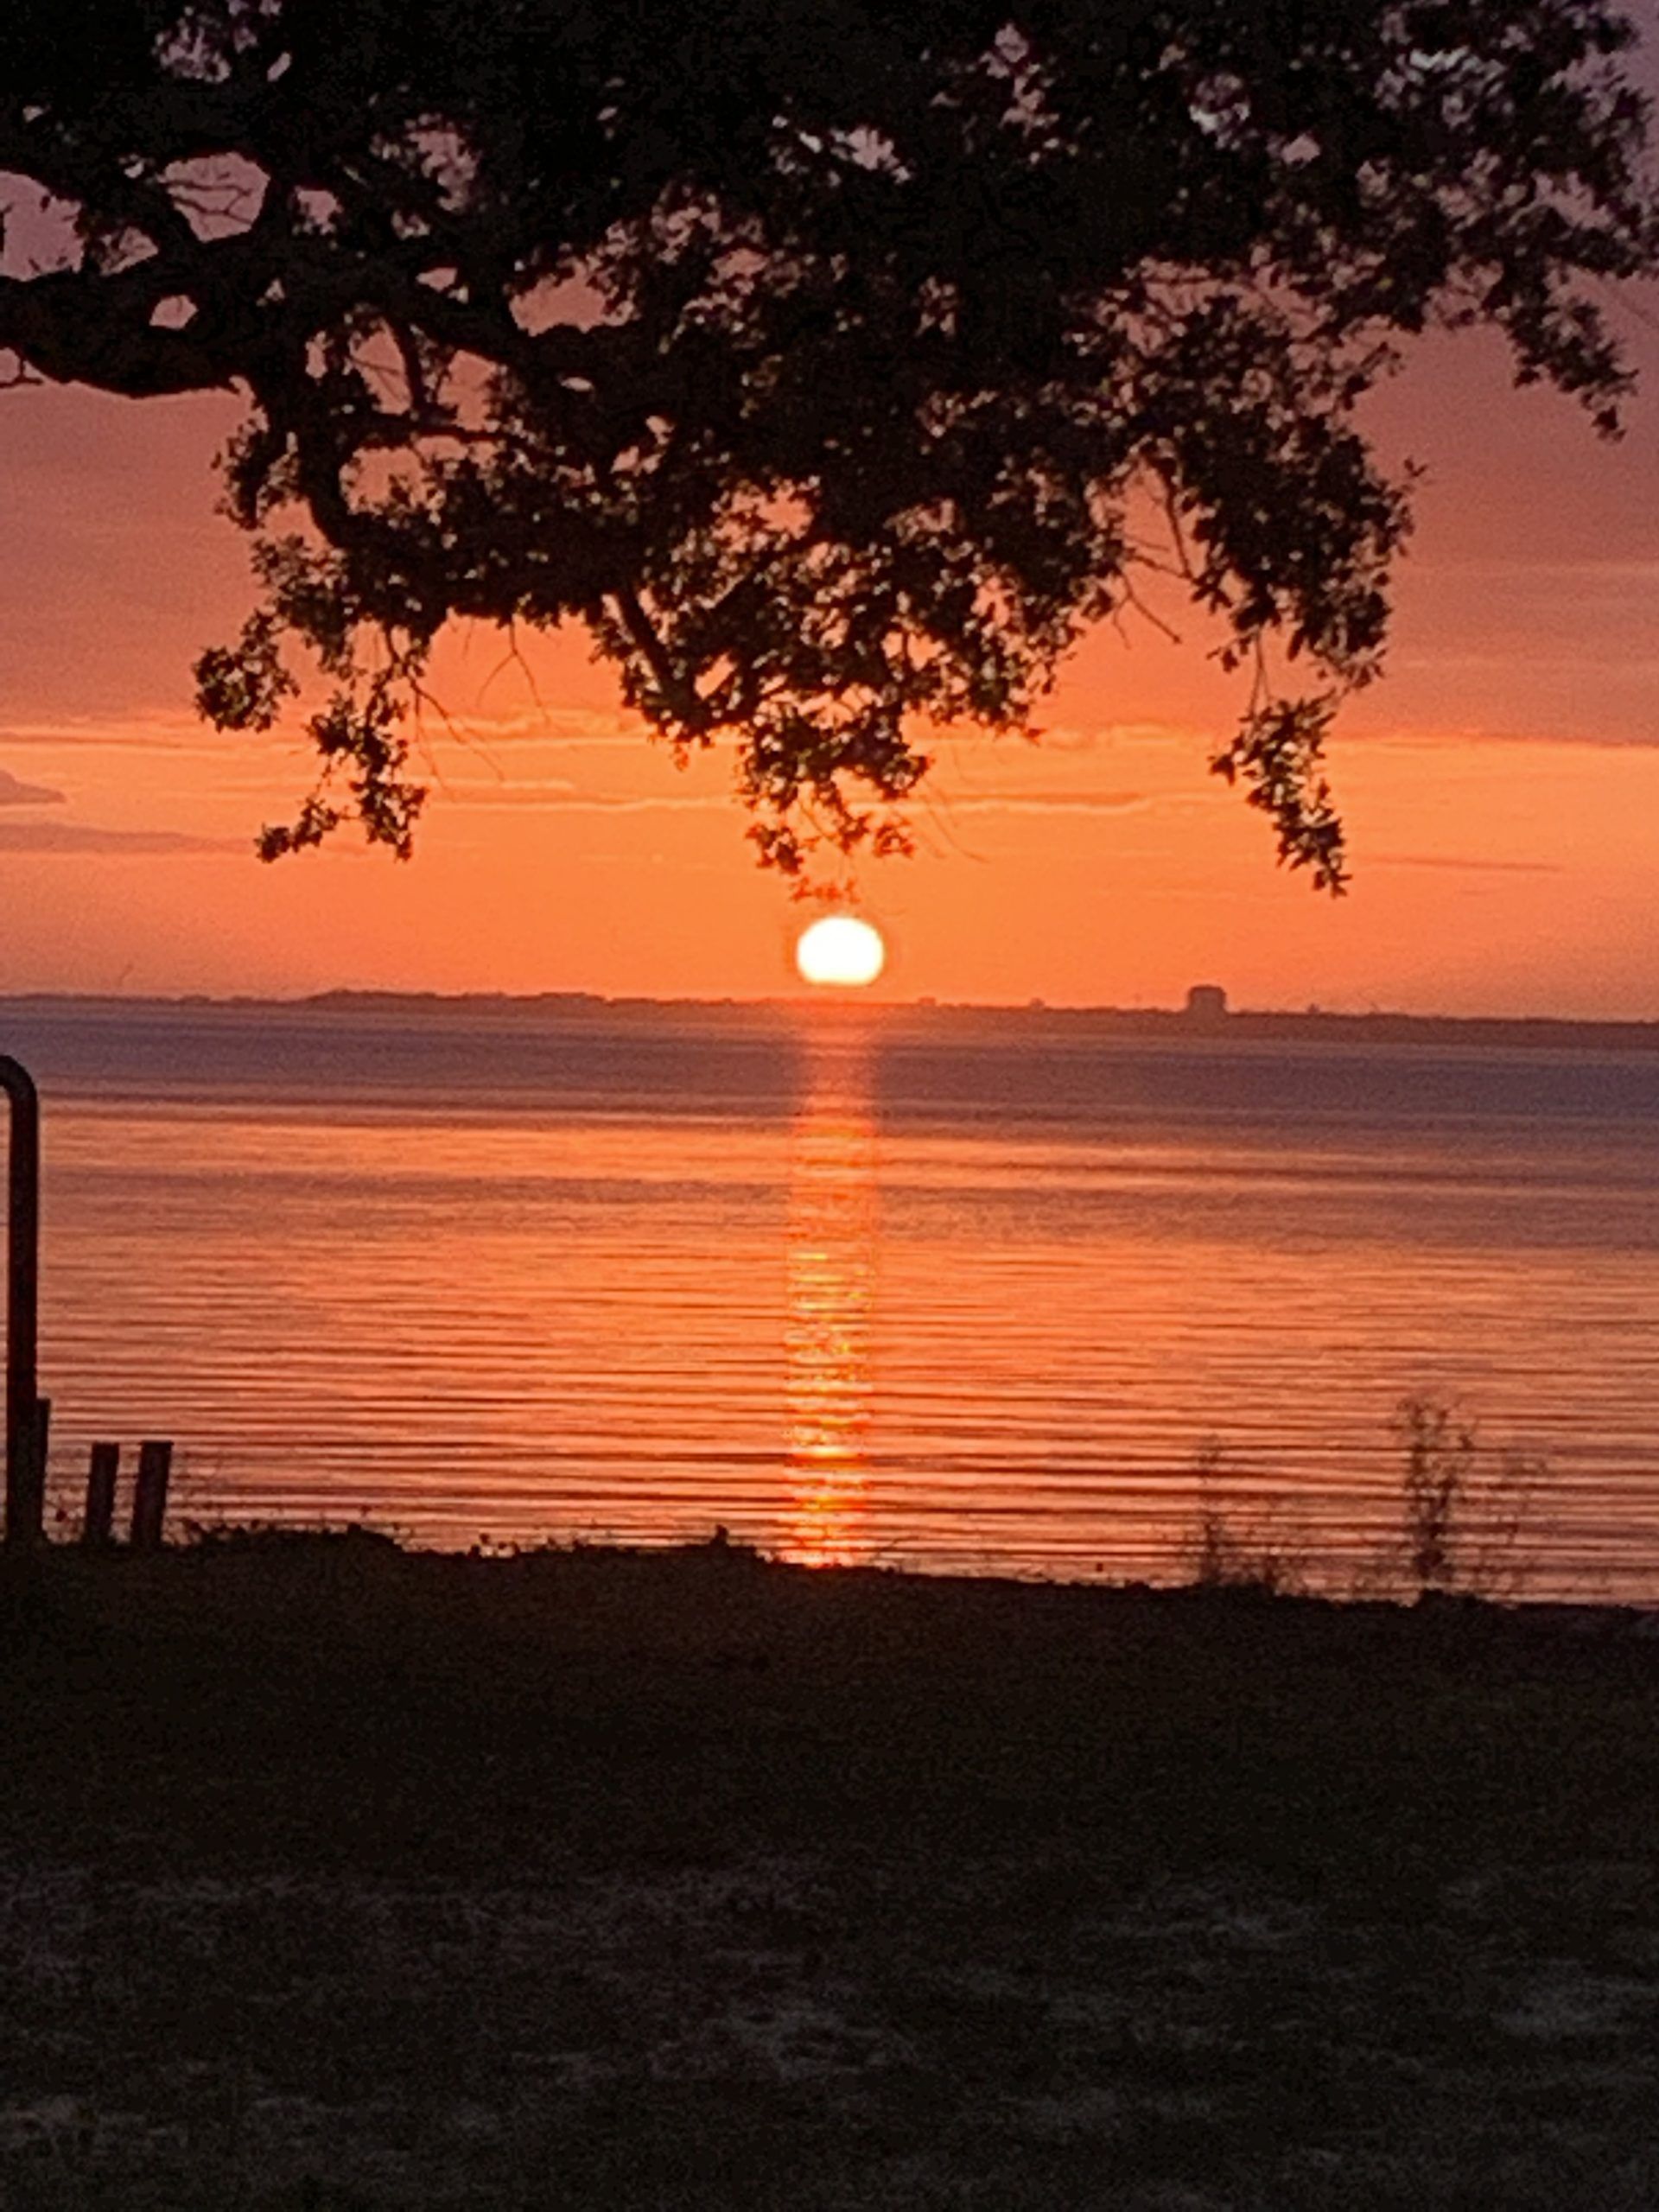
[[2, 297, 1658, 1012]]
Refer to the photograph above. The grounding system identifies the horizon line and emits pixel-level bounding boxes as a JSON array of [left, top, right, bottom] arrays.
[[1, 986, 1658, 1032]]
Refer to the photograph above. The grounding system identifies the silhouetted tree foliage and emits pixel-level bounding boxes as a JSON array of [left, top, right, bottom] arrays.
[[2, 2, 1653, 881]]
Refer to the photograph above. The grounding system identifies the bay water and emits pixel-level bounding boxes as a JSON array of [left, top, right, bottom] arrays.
[[6, 996, 1659, 1597]]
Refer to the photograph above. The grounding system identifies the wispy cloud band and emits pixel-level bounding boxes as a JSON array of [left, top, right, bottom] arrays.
[[0, 823, 242, 855]]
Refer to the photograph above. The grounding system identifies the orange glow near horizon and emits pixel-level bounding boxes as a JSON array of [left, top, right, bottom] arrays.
[[2, 328, 1659, 1013]]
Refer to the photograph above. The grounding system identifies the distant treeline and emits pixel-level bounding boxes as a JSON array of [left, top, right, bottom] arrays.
[[3, 991, 1659, 1054]]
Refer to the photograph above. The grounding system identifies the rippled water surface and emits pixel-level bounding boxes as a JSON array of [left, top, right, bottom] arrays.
[[8, 998, 1659, 1594]]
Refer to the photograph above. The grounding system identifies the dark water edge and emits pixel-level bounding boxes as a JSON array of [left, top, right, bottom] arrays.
[[9, 988, 1659, 1122]]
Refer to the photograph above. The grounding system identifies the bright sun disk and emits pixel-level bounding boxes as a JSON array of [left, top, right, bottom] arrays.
[[796, 914, 886, 988]]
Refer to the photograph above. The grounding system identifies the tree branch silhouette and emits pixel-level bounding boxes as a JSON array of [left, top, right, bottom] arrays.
[[1, 0, 1652, 883]]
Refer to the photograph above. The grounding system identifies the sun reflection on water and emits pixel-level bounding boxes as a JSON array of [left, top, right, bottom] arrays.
[[782, 1025, 878, 1566]]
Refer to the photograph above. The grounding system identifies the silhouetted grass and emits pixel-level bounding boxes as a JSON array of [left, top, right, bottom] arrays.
[[180, 1516, 407, 1554]]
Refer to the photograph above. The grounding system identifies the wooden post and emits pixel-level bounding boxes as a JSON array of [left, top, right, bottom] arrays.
[[130, 1440, 173, 1553], [22, 1395, 49, 1537], [83, 1442, 118, 1549], [0, 1056, 41, 1547]]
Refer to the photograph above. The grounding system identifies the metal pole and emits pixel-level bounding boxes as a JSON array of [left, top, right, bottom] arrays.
[[0, 1056, 41, 1545]]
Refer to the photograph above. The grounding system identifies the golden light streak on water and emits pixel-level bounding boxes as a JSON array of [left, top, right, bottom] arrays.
[[781, 1025, 878, 1565]]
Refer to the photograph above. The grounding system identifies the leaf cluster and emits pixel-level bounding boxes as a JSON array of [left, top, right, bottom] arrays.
[[0, 0, 1651, 876]]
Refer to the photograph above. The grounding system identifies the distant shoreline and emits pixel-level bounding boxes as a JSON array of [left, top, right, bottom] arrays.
[[4, 987, 1659, 1054]]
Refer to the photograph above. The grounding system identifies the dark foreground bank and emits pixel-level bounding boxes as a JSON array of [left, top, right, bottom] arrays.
[[1, 1536, 1657, 2209]]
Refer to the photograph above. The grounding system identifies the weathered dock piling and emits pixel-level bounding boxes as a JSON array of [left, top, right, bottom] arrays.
[[130, 1440, 173, 1553], [82, 1442, 119, 1549], [0, 1055, 41, 1547]]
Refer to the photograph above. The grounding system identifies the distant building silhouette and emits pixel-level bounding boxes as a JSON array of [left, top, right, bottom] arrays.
[[1184, 984, 1229, 1027]]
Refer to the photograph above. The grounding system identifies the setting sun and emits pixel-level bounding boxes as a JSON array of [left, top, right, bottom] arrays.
[[795, 914, 887, 988]]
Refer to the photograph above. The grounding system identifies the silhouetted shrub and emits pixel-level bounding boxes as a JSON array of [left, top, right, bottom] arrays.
[[1179, 1442, 1310, 1599], [1389, 1395, 1542, 1601]]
